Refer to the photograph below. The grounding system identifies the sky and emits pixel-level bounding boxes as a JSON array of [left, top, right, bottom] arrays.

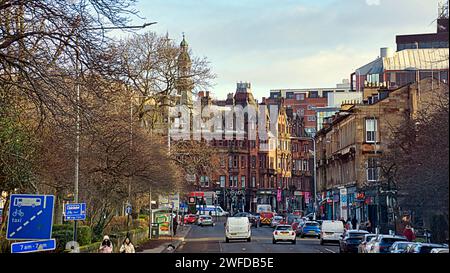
[[118, 0, 442, 100]]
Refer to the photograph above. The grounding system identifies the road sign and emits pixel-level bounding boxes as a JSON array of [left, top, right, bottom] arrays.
[[7, 194, 55, 240], [64, 203, 86, 221], [125, 205, 132, 215], [11, 239, 56, 253]]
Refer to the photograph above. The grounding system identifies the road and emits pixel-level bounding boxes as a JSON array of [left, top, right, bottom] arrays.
[[176, 218, 339, 253]]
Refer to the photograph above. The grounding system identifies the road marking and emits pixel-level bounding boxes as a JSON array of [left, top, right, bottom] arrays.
[[30, 216, 36, 221], [23, 221, 30, 226], [16, 226, 22, 232], [324, 248, 336, 253], [10, 232, 16, 237], [37, 210, 43, 216]]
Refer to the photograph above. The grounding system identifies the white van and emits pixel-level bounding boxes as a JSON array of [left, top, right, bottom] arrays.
[[196, 205, 229, 217], [320, 220, 345, 245], [225, 217, 251, 243]]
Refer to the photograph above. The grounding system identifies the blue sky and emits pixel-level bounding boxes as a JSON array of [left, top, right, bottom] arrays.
[[119, 0, 441, 100]]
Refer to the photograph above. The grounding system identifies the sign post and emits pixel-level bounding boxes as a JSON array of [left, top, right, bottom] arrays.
[[64, 203, 86, 221], [7, 194, 55, 241], [11, 239, 56, 254]]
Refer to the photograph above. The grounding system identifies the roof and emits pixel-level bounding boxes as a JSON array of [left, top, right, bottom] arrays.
[[356, 48, 449, 75]]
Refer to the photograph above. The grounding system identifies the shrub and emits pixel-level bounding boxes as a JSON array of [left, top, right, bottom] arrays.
[[52, 225, 92, 251]]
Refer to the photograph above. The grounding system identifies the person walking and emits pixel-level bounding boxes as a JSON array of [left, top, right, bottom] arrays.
[[345, 218, 352, 230], [173, 216, 178, 236], [366, 220, 373, 233], [351, 217, 357, 230], [119, 236, 135, 253], [403, 225, 416, 242], [99, 235, 113, 253]]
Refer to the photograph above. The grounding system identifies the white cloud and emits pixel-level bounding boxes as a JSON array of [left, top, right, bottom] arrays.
[[366, 0, 381, 6]]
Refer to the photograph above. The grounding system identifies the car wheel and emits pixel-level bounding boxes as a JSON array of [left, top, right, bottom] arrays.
[[247, 237, 251, 242], [226, 237, 229, 243], [292, 240, 296, 245], [300, 234, 304, 238], [317, 235, 320, 239], [272, 239, 276, 244], [320, 239, 324, 245]]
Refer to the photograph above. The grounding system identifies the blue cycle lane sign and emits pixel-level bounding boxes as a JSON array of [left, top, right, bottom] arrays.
[[11, 239, 56, 253], [64, 203, 86, 221], [7, 194, 55, 240]]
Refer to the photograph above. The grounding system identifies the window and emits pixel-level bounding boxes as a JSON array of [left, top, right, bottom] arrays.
[[303, 144, 308, 153], [365, 118, 377, 143], [296, 94, 305, 101], [220, 176, 226, 187], [367, 158, 379, 182], [241, 156, 246, 169], [200, 176, 209, 187], [233, 155, 239, 168], [251, 156, 256, 168], [233, 176, 238, 187], [228, 156, 233, 168], [251, 176, 256, 188], [307, 116, 316, 122], [241, 176, 246, 188], [229, 176, 233, 187], [303, 160, 308, 171], [220, 156, 226, 167]]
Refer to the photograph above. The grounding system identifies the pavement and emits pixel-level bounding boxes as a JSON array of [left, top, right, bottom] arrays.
[[176, 218, 340, 253], [141, 224, 192, 253]]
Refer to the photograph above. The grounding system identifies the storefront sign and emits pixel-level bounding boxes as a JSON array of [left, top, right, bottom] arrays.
[[339, 188, 347, 220]]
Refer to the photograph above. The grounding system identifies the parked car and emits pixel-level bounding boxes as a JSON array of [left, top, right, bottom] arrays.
[[320, 220, 345, 245], [271, 216, 284, 228], [273, 224, 296, 244], [390, 241, 415, 253], [299, 221, 321, 239], [430, 247, 449, 253], [406, 243, 449, 253], [225, 217, 251, 243], [339, 230, 369, 253], [233, 212, 259, 227], [358, 233, 377, 253], [259, 212, 275, 226], [197, 215, 214, 227], [183, 214, 198, 224], [368, 235, 408, 253]]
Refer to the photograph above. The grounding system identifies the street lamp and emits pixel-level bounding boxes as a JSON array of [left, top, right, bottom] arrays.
[[72, 21, 157, 244]]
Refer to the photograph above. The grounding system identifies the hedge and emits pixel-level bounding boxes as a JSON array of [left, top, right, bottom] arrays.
[[52, 225, 92, 252]]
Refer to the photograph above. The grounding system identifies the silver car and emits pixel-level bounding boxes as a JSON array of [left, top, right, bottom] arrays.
[[198, 215, 214, 226]]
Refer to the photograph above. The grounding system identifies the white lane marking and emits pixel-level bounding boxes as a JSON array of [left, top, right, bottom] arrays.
[[16, 227, 22, 232], [37, 210, 43, 216], [10, 232, 16, 237], [30, 216, 36, 221], [23, 221, 30, 226], [324, 248, 336, 253]]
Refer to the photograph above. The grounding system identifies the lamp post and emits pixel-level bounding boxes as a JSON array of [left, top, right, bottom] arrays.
[[72, 21, 157, 244]]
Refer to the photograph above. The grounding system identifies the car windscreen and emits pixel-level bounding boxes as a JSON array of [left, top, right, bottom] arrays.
[[276, 226, 292, 231], [305, 222, 319, 227], [201, 216, 211, 219], [381, 238, 407, 244], [348, 233, 366, 239], [274, 216, 283, 220]]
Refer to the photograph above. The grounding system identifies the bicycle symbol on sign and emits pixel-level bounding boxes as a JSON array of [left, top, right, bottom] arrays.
[[12, 209, 25, 218]]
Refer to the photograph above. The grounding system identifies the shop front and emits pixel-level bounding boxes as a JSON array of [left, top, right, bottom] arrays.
[[332, 189, 340, 220]]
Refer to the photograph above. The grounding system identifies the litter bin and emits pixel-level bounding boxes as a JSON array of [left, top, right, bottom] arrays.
[[151, 223, 159, 239]]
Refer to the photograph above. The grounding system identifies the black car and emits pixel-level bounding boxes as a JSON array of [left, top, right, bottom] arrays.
[[339, 230, 369, 253], [233, 212, 259, 227]]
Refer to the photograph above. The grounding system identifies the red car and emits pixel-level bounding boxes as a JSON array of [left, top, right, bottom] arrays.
[[183, 214, 198, 224]]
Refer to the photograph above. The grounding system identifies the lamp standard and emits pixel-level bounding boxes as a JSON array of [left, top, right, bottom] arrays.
[[72, 22, 157, 243]]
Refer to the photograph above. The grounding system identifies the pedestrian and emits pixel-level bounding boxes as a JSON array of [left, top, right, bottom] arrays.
[[351, 217, 357, 230], [173, 216, 178, 236], [366, 220, 372, 233], [119, 236, 135, 253], [99, 235, 113, 253], [403, 224, 416, 242], [345, 218, 352, 230]]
